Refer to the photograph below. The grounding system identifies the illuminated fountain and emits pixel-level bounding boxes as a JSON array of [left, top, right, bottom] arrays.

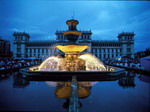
[[38, 51, 106, 72], [19, 19, 125, 111], [20, 19, 125, 81], [34, 19, 106, 72]]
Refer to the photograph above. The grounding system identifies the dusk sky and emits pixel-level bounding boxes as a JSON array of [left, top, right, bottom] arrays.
[[0, 0, 150, 52]]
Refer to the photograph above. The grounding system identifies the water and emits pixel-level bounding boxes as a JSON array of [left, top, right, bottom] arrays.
[[78, 53, 106, 71], [37, 53, 106, 71], [0, 72, 149, 112]]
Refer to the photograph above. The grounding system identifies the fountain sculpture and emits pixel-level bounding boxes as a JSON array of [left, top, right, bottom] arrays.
[[20, 19, 125, 81], [36, 19, 106, 72]]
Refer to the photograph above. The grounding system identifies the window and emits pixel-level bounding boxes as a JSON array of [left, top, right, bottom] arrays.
[[99, 55, 101, 59], [93, 48, 95, 53], [103, 49, 105, 53], [61, 35, 63, 39], [108, 49, 109, 52], [81, 35, 84, 39], [58, 35, 60, 39], [95, 49, 97, 53], [17, 44, 21, 48], [17, 48, 21, 52], [104, 54, 106, 59], [127, 44, 130, 47], [127, 48, 131, 52], [112, 54, 114, 58]]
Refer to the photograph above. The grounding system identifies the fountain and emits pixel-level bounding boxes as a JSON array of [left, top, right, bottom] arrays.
[[38, 19, 105, 72], [20, 19, 125, 81]]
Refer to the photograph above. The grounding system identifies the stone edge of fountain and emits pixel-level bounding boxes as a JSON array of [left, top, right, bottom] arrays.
[[19, 66, 126, 81]]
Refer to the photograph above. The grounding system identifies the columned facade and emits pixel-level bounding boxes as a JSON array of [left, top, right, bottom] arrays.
[[13, 31, 135, 59]]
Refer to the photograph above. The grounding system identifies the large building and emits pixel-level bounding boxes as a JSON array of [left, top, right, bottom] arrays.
[[0, 37, 11, 57], [13, 20, 135, 60]]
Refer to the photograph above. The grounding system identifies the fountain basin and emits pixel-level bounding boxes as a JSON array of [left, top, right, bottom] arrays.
[[19, 66, 125, 81]]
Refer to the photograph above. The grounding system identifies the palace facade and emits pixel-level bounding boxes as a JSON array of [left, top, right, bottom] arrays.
[[13, 21, 135, 60]]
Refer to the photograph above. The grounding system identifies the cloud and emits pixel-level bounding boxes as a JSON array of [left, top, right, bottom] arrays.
[[0, 1, 150, 52], [9, 28, 20, 32], [98, 11, 111, 22]]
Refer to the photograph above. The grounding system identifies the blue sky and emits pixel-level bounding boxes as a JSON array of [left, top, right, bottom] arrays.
[[0, 0, 150, 52]]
